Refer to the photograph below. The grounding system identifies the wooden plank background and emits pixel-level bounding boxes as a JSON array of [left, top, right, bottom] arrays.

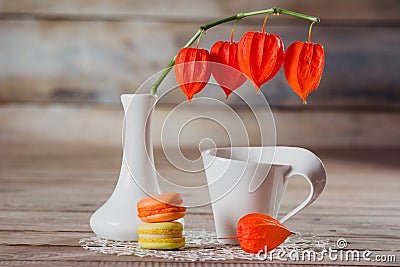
[[0, 0, 399, 108], [0, 143, 399, 265], [0, 0, 399, 148], [0, 2, 399, 264]]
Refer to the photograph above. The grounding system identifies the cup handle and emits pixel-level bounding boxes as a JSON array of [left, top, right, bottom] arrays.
[[277, 147, 327, 223]]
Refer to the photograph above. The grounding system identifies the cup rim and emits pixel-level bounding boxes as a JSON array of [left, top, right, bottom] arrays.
[[201, 146, 312, 166]]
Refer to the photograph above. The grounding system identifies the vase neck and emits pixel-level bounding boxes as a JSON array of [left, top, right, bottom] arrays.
[[121, 95, 131, 112], [120, 94, 157, 114]]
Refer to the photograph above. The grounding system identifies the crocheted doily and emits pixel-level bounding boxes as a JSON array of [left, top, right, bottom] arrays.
[[79, 231, 332, 262]]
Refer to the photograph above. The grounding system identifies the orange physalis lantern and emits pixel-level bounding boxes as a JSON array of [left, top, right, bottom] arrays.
[[237, 213, 292, 254], [284, 41, 325, 104], [210, 41, 247, 99], [174, 47, 211, 101], [238, 32, 284, 92]]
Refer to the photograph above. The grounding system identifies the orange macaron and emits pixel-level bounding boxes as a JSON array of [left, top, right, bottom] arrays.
[[137, 192, 186, 223]]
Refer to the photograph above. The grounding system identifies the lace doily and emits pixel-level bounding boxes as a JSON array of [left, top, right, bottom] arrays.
[[80, 231, 332, 262]]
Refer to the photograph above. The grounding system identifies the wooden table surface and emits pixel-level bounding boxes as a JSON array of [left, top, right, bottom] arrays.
[[0, 143, 399, 266]]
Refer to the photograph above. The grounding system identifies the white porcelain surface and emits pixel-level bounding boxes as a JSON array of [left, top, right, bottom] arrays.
[[201, 146, 327, 244], [90, 94, 161, 241]]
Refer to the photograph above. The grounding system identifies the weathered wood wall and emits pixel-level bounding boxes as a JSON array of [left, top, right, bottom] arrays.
[[1, 0, 399, 107], [0, 0, 399, 147]]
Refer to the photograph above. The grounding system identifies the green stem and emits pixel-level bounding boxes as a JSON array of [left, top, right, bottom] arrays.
[[308, 21, 316, 43], [230, 19, 239, 43], [150, 7, 320, 95], [262, 14, 269, 33]]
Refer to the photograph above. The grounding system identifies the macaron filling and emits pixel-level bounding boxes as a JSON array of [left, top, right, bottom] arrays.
[[138, 206, 186, 217], [139, 234, 182, 239]]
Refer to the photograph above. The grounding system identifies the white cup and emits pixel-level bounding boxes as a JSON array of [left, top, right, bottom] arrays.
[[201, 146, 326, 244]]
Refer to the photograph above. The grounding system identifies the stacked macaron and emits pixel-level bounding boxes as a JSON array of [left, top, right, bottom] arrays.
[[137, 192, 186, 250]]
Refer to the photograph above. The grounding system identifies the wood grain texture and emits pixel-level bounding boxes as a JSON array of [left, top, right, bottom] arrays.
[[0, 104, 399, 148], [0, 1, 399, 107], [1, 0, 399, 22], [0, 143, 399, 266], [0, 3, 399, 265]]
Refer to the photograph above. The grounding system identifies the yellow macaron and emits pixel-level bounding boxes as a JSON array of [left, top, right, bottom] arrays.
[[138, 222, 185, 250]]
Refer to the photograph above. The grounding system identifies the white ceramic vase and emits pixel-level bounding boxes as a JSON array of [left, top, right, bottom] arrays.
[[90, 94, 161, 241]]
